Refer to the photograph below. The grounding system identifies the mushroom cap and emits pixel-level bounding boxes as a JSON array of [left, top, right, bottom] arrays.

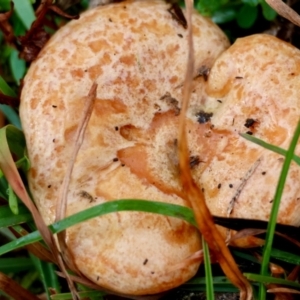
[[117, 33, 300, 245], [117, 34, 300, 248], [203, 34, 300, 229], [20, 0, 229, 295], [128, 34, 300, 246]]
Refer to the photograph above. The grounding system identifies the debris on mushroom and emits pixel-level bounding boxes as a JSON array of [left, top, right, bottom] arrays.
[[20, 0, 229, 295]]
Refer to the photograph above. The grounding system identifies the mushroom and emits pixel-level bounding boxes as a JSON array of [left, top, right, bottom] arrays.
[[119, 34, 300, 248], [20, 0, 229, 295], [125, 33, 300, 247], [202, 34, 300, 245]]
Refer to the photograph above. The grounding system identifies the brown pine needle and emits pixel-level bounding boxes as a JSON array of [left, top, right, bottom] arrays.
[[179, 1, 252, 299], [55, 83, 97, 222], [55, 83, 97, 299], [268, 287, 300, 294], [265, 0, 300, 27], [0, 272, 40, 300]]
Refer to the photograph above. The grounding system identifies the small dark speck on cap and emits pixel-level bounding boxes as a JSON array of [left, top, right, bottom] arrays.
[[143, 259, 148, 265], [262, 171, 266, 175], [177, 33, 183, 38], [48, 185, 51, 188], [113, 158, 119, 162], [244, 118, 256, 128], [229, 184, 233, 188], [218, 183, 221, 189], [196, 110, 213, 124]]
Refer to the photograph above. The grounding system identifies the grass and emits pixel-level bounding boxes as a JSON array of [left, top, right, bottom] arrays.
[[258, 120, 300, 299], [0, 0, 299, 299], [0, 200, 197, 256], [202, 236, 215, 298]]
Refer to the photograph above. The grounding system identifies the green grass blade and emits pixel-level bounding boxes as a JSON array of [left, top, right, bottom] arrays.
[[240, 133, 300, 165], [14, 156, 31, 174], [0, 76, 17, 97], [0, 125, 26, 161], [0, 227, 40, 255], [0, 257, 34, 273], [51, 290, 106, 300], [0, 204, 32, 228], [51, 199, 197, 231], [183, 276, 239, 292], [245, 273, 300, 289], [268, 248, 300, 265], [13, 0, 36, 30], [0, 77, 21, 129], [20, 270, 39, 290], [0, 0, 11, 11], [0, 199, 196, 255], [258, 120, 300, 299], [30, 253, 61, 298], [8, 184, 19, 215], [202, 235, 214, 299]]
